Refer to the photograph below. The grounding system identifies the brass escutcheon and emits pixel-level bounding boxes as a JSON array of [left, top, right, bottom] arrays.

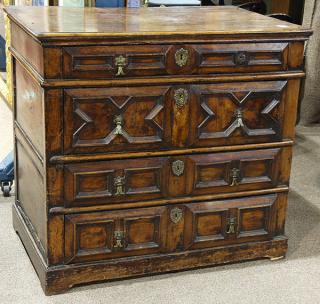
[[175, 48, 189, 67], [170, 207, 183, 224], [172, 160, 185, 177], [174, 88, 188, 108], [115, 55, 127, 76], [234, 52, 249, 65]]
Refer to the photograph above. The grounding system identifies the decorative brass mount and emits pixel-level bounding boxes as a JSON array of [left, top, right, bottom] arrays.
[[114, 176, 125, 195], [115, 55, 127, 76], [235, 109, 245, 128], [226, 217, 236, 234], [175, 48, 189, 67], [170, 207, 183, 224], [114, 231, 125, 248], [172, 160, 185, 177], [174, 88, 188, 108], [114, 115, 124, 135], [230, 168, 241, 186], [234, 52, 249, 65]]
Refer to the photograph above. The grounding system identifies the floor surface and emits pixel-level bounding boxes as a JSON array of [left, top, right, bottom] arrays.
[[0, 102, 319, 303]]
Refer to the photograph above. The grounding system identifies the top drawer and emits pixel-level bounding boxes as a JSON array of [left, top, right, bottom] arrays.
[[62, 43, 289, 79]]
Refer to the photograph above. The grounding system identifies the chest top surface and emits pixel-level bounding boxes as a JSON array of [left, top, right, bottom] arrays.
[[5, 6, 311, 40]]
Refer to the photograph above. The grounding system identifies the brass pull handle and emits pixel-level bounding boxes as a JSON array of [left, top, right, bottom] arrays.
[[114, 176, 125, 196], [114, 115, 124, 135], [226, 217, 236, 234], [115, 55, 127, 76], [174, 88, 188, 108], [230, 168, 241, 186], [170, 207, 183, 224], [235, 109, 245, 128], [172, 160, 185, 177], [234, 52, 249, 65], [175, 48, 189, 67], [114, 231, 124, 248]]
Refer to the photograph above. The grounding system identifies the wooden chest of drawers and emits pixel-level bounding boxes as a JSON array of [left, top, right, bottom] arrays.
[[6, 6, 311, 295]]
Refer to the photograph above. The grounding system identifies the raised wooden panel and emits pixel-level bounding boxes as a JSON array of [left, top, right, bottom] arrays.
[[184, 201, 228, 250], [194, 43, 289, 73], [190, 81, 287, 147], [63, 86, 170, 154], [184, 194, 278, 250], [124, 216, 161, 252], [65, 213, 115, 263], [65, 206, 167, 264], [188, 148, 281, 196], [64, 157, 167, 207], [15, 61, 44, 157], [63, 45, 169, 79], [238, 206, 271, 239]]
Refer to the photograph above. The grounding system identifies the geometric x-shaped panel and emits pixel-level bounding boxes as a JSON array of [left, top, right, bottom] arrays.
[[72, 94, 165, 148], [65, 92, 168, 151], [197, 82, 287, 141]]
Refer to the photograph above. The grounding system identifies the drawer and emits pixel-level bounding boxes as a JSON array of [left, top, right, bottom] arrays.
[[62, 42, 289, 79], [64, 194, 285, 264], [65, 206, 168, 264], [183, 194, 280, 250], [63, 81, 290, 154], [63, 148, 290, 208]]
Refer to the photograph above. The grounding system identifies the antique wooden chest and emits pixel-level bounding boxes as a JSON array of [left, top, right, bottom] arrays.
[[5, 6, 311, 295]]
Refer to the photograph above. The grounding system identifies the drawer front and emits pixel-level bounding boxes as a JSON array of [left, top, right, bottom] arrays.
[[63, 148, 289, 208], [65, 206, 167, 264], [63, 81, 288, 154], [183, 194, 279, 250], [62, 43, 289, 79], [64, 194, 285, 263]]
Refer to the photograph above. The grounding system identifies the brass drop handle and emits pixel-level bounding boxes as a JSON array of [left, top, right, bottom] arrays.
[[115, 55, 127, 76], [114, 176, 125, 196], [226, 217, 236, 234], [230, 168, 241, 186], [114, 115, 124, 135], [235, 109, 245, 128], [114, 231, 124, 248]]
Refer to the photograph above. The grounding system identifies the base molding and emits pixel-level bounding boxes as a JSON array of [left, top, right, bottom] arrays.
[[13, 202, 288, 296]]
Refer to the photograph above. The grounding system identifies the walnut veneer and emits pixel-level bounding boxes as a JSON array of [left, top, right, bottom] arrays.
[[5, 6, 311, 295]]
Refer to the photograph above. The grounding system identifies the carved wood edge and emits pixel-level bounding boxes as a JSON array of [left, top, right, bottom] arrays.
[[44, 236, 287, 295], [49, 187, 289, 215], [49, 141, 294, 164]]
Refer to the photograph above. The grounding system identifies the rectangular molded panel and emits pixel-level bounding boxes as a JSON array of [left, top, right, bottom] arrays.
[[184, 194, 278, 250], [64, 157, 168, 207], [188, 148, 282, 196], [15, 61, 44, 157], [64, 206, 167, 264]]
